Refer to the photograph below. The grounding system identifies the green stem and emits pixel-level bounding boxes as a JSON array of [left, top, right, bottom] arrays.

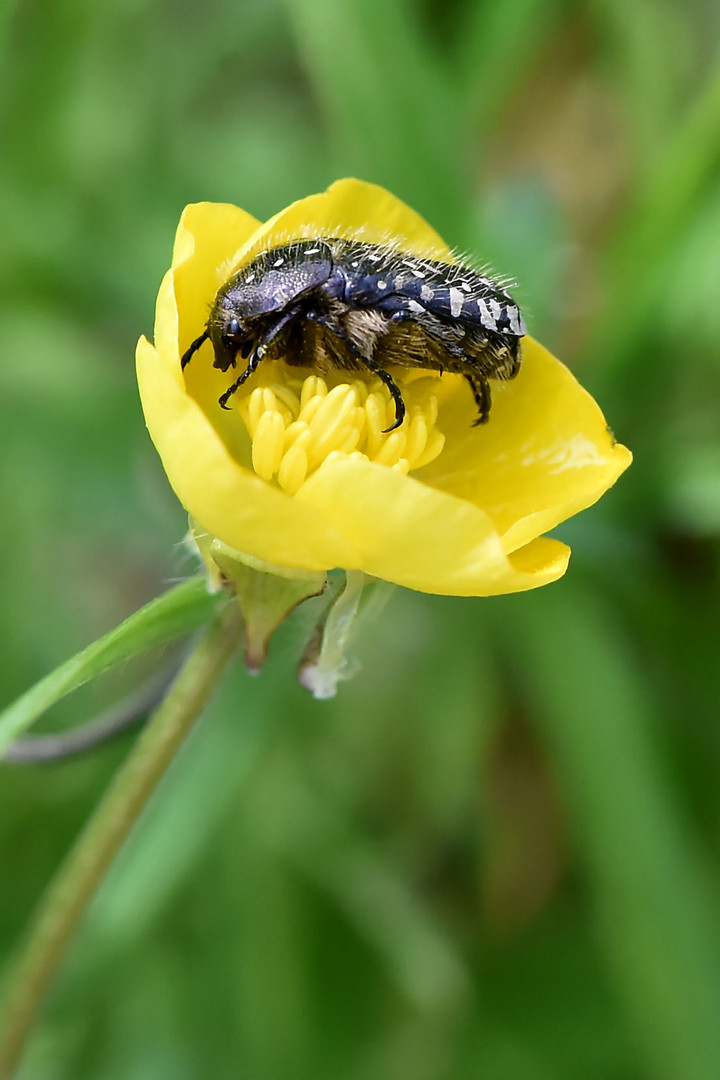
[[0, 604, 241, 1080]]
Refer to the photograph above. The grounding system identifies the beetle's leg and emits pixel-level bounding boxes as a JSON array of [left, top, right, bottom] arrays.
[[218, 309, 298, 410], [379, 306, 490, 425], [304, 311, 406, 432], [180, 330, 209, 370], [385, 310, 465, 361], [358, 353, 406, 432], [218, 353, 261, 410], [462, 370, 491, 425]]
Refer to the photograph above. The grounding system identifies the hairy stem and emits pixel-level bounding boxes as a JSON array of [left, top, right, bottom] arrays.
[[0, 604, 240, 1079]]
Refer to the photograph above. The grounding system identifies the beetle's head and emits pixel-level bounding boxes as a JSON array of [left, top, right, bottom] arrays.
[[208, 294, 253, 372]]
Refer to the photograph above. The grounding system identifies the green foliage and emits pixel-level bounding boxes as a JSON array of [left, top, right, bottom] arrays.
[[0, 578, 220, 754], [1, 1, 720, 1077]]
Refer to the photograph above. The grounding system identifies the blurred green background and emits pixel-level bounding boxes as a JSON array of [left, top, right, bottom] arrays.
[[2, 1, 720, 1077]]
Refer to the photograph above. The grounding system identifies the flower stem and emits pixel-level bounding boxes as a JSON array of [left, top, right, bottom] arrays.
[[0, 604, 241, 1079]]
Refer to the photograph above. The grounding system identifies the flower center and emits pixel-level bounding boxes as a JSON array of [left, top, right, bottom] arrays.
[[234, 371, 446, 495]]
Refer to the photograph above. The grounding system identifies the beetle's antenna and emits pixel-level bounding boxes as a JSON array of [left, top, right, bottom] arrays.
[[180, 330, 209, 370]]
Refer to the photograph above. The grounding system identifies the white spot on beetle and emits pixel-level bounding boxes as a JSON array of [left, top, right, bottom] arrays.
[[506, 308, 521, 334], [305, 247, 321, 254], [420, 284, 434, 301], [460, 281, 472, 292], [478, 299, 497, 329], [273, 258, 285, 267], [449, 287, 464, 317], [246, 273, 256, 283], [378, 280, 387, 289], [407, 300, 424, 314], [489, 299, 503, 322]]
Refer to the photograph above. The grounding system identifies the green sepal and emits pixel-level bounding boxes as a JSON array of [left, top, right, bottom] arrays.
[[298, 571, 368, 699], [190, 524, 327, 674]]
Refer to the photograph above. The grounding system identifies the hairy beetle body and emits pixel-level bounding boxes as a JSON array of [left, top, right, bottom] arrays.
[[181, 238, 526, 430]]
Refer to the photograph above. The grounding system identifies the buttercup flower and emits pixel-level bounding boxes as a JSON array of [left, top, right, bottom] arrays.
[[136, 179, 631, 600]]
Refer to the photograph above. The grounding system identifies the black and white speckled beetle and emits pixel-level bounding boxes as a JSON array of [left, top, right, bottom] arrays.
[[181, 238, 526, 431]]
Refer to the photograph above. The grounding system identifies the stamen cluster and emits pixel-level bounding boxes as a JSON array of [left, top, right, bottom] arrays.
[[235, 373, 446, 494]]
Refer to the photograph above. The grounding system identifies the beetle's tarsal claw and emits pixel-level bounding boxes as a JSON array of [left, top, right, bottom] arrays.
[[382, 416, 403, 434]]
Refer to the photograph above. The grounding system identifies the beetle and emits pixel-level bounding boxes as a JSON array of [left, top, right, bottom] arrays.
[[180, 237, 526, 431]]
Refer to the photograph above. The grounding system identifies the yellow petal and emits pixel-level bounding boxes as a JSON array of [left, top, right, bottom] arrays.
[[295, 454, 569, 595], [165, 201, 261, 361], [417, 337, 632, 552], [225, 178, 455, 274], [136, 336, 360, 571], [153, 202, 263, 434], [153, 267, 183, 386]]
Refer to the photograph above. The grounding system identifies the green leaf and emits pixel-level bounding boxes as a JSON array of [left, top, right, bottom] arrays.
[[590, 58, 720, 398], [0, 578, 222, 756], [492, 581, 720, 1080], [285, 0, 469, 242], [458, 0, 561, 139]]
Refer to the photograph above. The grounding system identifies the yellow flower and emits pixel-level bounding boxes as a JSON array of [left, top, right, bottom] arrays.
[[136, 179, 631, 597]]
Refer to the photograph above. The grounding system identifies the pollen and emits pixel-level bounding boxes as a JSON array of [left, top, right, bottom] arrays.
[[236, 372, 446, 495]]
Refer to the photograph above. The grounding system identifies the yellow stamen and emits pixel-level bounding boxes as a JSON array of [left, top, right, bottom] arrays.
[[277, 443, 309, 495], [235, 369, 446, 492], [404, 407, 428, 465], [373, 430, 406, 468], [251, 410, 285, 480], [413, 428, 446, 470]]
